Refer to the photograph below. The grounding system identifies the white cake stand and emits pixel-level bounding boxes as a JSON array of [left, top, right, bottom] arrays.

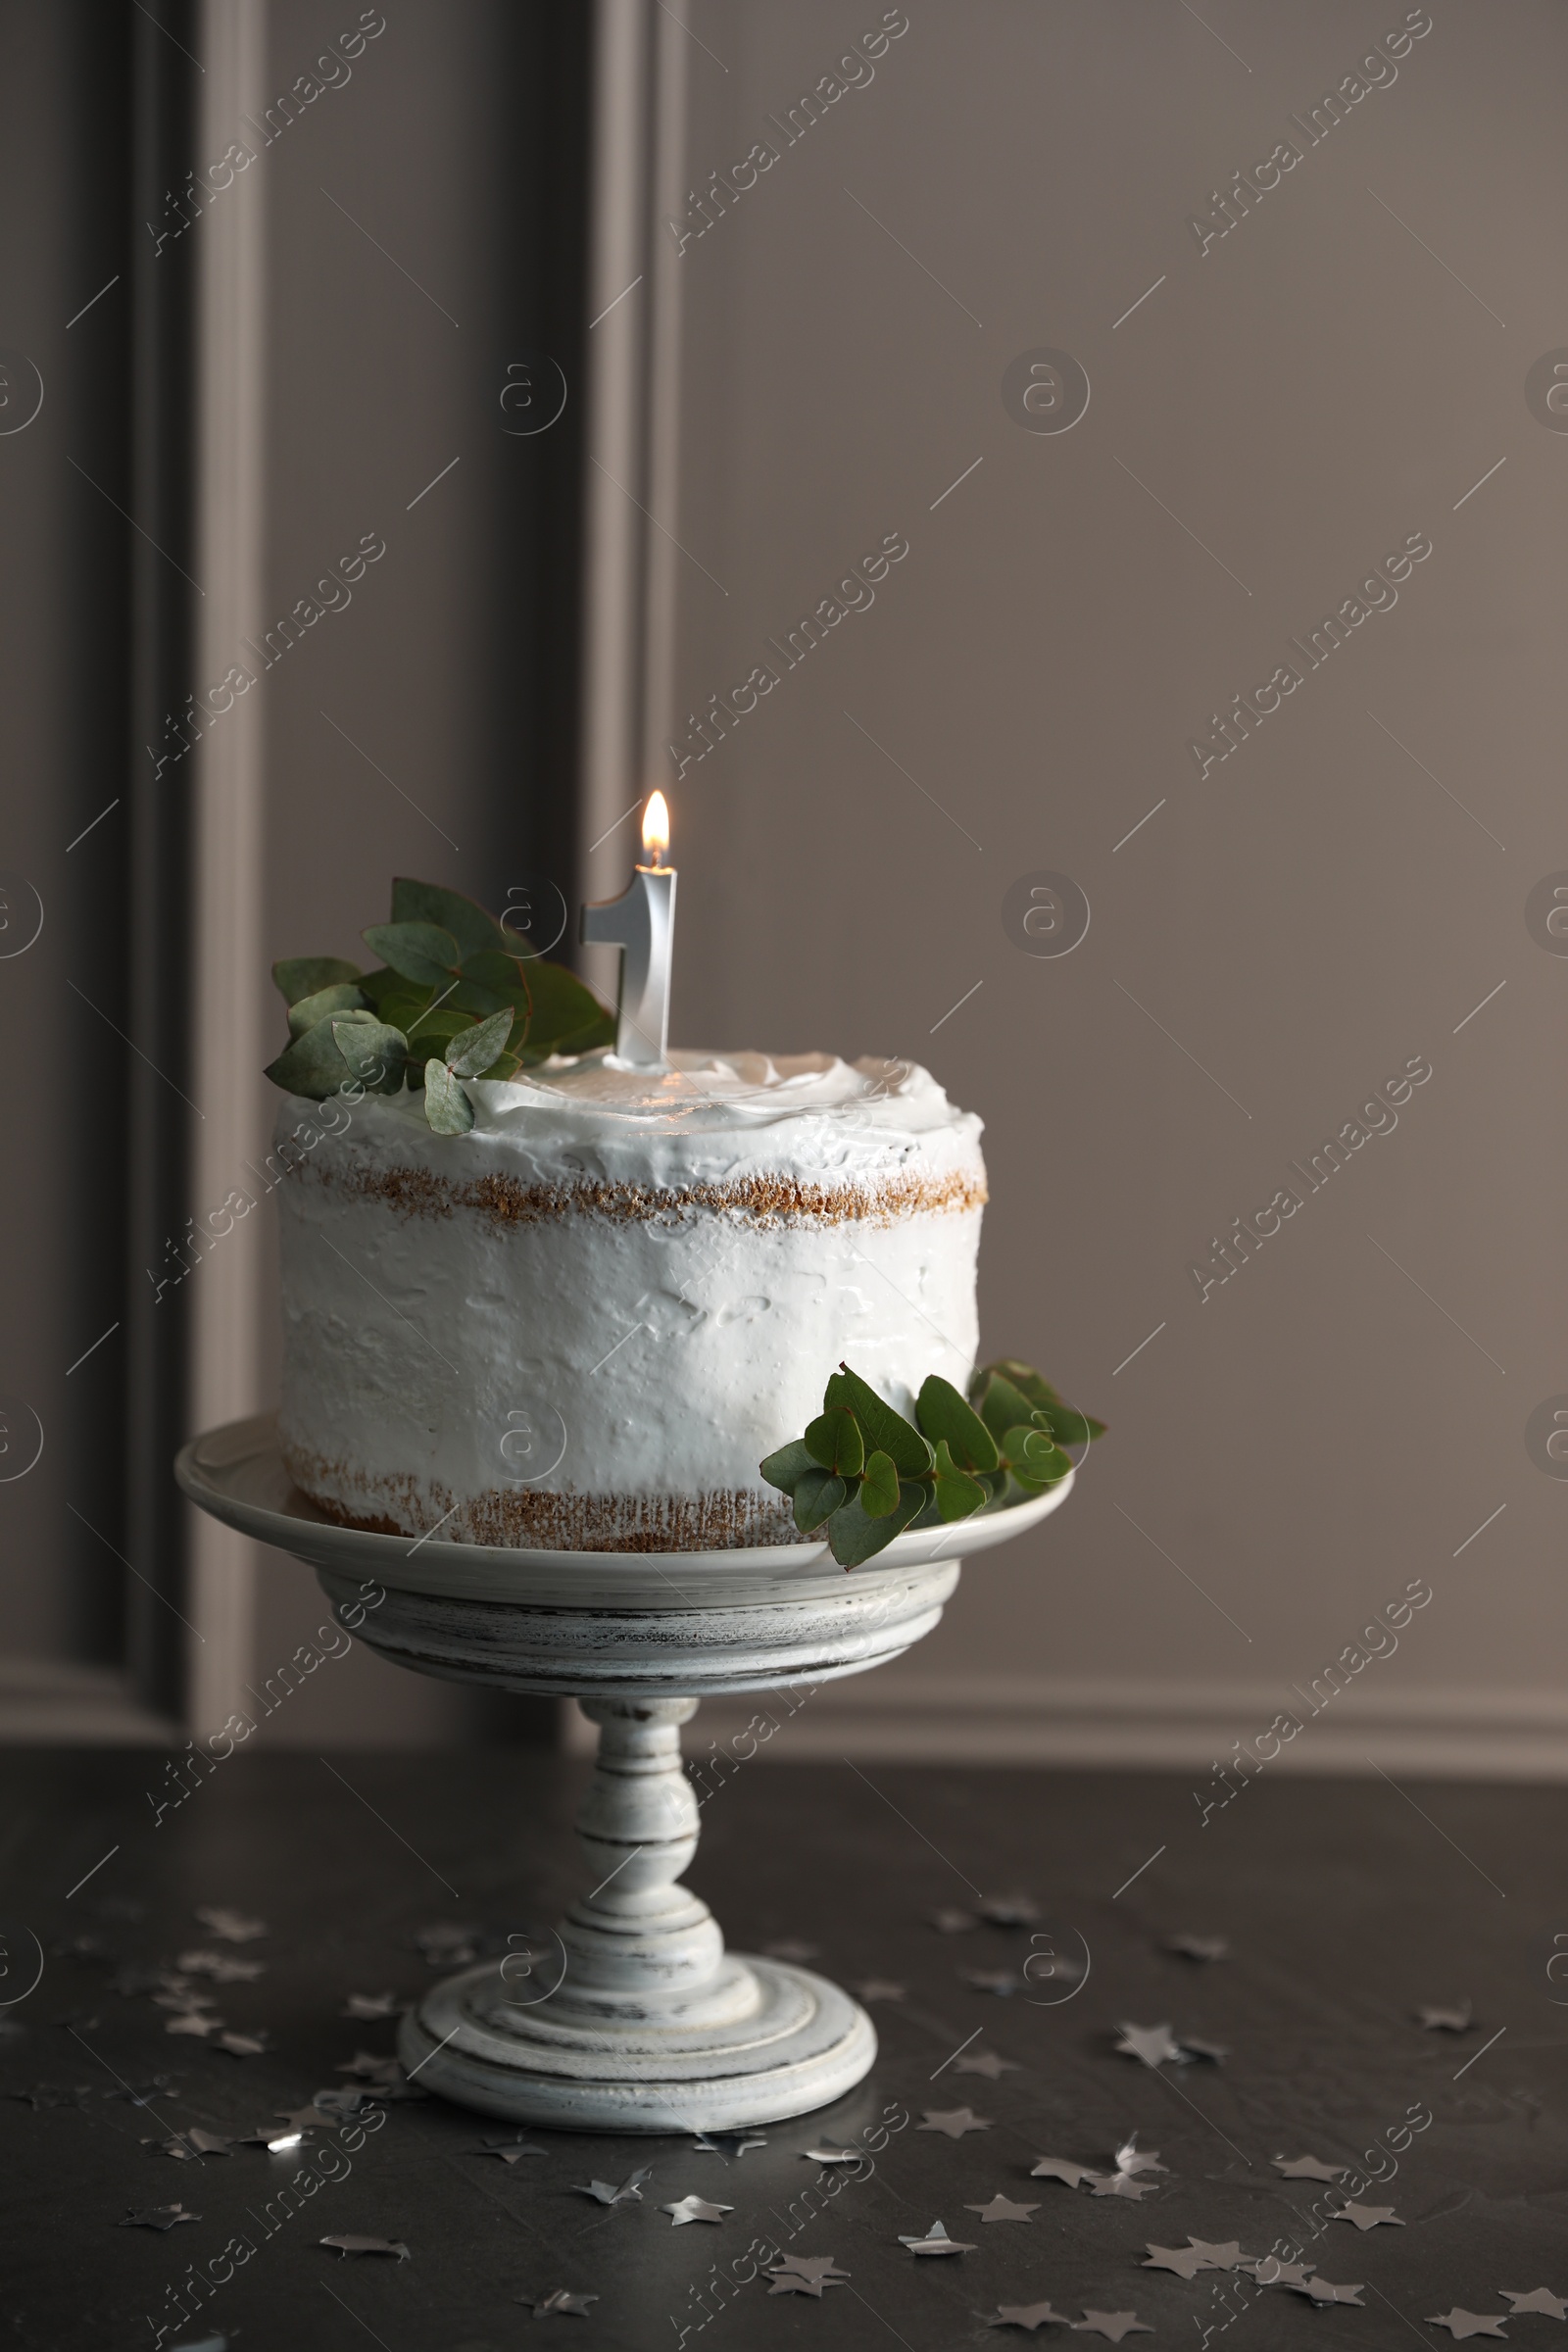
[[175, 1414, 1075, 2133]]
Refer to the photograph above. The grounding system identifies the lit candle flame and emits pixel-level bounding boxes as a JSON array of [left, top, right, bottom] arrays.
[[639, 791, 670, 868]]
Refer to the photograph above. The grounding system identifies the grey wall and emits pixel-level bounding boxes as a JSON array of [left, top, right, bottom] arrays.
[[656, 0, 1568, 1768]]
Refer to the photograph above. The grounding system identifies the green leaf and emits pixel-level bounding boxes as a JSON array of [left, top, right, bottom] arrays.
[[931, 1439, 988, 1522], [804, 1405, 865, 1478], [825, 1480, 923, 1568], [332, 1018, 407, 1096], [915, 1374, 1000, 1475], [354, 965, 401, 1012], [1038, 1403, 1106, 1448], [362, 921, 461, 987], [272, 955, 362, 1008], [461, 949, 533, 1018], [860, 1450, 900, 1517], [760, 1439, 815, 1494], [264, 1017, 353, 1099], [987, 1358, 1063, 1414], [391, 878, 511, 962], [792, 1468, 847, 1534], [521, 962, 614, 1056], [824, 1365, 933, 1479], [444, 1007, 515, 1078], [287, 981, 368, 1038], [422, 1057, 474, 1134], [1002, 1422, 1074, 1489], [970, 1368, 1038, 1442]]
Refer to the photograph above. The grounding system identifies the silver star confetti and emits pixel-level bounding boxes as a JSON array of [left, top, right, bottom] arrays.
[[575, 2165, 652, 2207], [121, 2205, 200, 2230], [1163, 1933, 1229, 1962], [1185, 2240, 1253, 2271], [1112, 2022, 1182, 2068], [930, 1906, 979, 1934], [1286, 2277, 1365, 2306], [1088, 2173, 1157, 2200], [919, 2106, 992, 2138], [1114, 2135, 1166, 2177], [416, 1923, 481, 1965], [237, 2125, 306, 2150], [1144, 2244, 1211, 2279], [1273, 2153, 1344, 2181], [274, 2104, 339, 2131], [342, 1991, 401, 2019], [986, 2307, 1070, 2333], [479, 2137, 549, 2164], [1248, 2259, 1318, 2289], [521, 2290, 599, 2318], [1072, 2315, 1152, 2341], [962, 1969, 1022, 1996], [13, 2083, 93, 2109], [1418, 2001, 1474, 2032], [965, 2194, 1037, 2224], [1031, 2156, 1099, 2188], [1427, 2316, 1511, 2341], [801, 2144, 861, 2164], [1333, 2202, 1404, 2231], [1179, 2034, 1229, 2063], [147, 2128, 233, 2160], [194, 1907, 267, 1944], [900, 2219, 976, 2256], [980, 1895, 1041, 1927], [761, 1938, 820, 1963], [855, 1979, 906, 2002], [693, 2130, 766, 2160], [336, 2051, 402, 2082], [766, 2255, 849, 2297], [956, 2049, 1020, 2079], [177, 1949, 266, 1983], [165, 2011, 222, 2039], [319, 2235, 410, 2259], [1501, 2289, 1568, 2319], [217, 2030, 270, 2058], [663, 2194, 733, 2227]]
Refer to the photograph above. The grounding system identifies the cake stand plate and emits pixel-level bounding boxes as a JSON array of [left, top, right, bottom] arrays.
[[176, 1416, 1077, 2132]]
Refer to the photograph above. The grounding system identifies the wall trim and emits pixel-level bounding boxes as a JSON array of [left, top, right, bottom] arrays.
[[0, 1661, 178, 1745], [656, 1672, 1568, 1782]]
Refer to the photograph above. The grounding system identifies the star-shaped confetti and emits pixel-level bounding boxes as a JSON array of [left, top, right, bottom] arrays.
[[121, 2205, 199, 2230], [12, 2082, 93, 2110], [1287, 2277, 1365, 2306], [663, 2193, 732, 2227], [1333, 2202, 1403, 2231], [148, 2128, 233, 2160], [1144, 2245, 1211, 2279], [152, 1985, 215, 2012], [521, 2289, 598, 2318], [478, 2137, 549, 2164], [1114, 2136, 1166, 2177], [956, 2048, 1020, 2079], [1179, 2034, 1228, 2063], [1186, 2240, 1253, 2271], [274, 2103, 338, 2132], [165, 2011, 223, 2039], [1088, 2173, 1157, 2200], [966, 2194, 1037, 2224], [962, 1969, 1022, 1996], [1112, 2022, 1182, 2068], [1072, 2315, 1152, 2341], [416, 1923, 481, 1964], [194, 1907, 267, 1943], [919, 2106, 992, 2138], [693, 2130, 766, 2160], [931, 1906, 979, 1934], [1274, 2152, 1343, 2180], [342, 1991, 400, 2019], [986, 2308, 1070, 2334], [574, 2166, 651, 2207], [336, 2050, 401, 2082], [319, 2235, 410, 2259], [1032, 2156, 1098, 2188], [177, 1949, 266, 1983], [217, 2030, 270, 2058], [237, 2124, 306, 2150], [1418, 2000, 1474, 2033], [762, 1938, 820, 1963], [900, 2220, 976, 2256], [980, 1895, 1042, 1927], [1501, 2289, 1568, 2319], [855, 1979, 906, 2002], [106, 2076, 178, 2108], [1163, 1933, 1229, 1961], [801, 2143, 861, 2164], [766, 2255, 849, 2296], [1427, 2316, 1511, 2341], [1249, 2259, 1318, 2289]]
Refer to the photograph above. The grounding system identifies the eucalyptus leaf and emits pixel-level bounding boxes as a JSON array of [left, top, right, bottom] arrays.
[[521, 962, 614, 1055], [391, 878, 511, 961], [263, 1017, 353, 1100], [760, 1439, 815, 1494], [444, 1007, 515, 1079], [362, 921, 461, 987], [860, 1450, 900, 1517], [272, 955, 362, 1008], [332, 1018, 407, 1096], [1002, 1423, 1058, 1472], [970, 1369, 1038, 1443], [804, 1405, 864, 1478], [915, 1374, 1000, 1475], [792, 1468, 847, 1535], [824, 1365, 933, 1479], [462, 948, 533, 1017], [422, 1057, 475, 1134], [989, 1358, 1065, 1416], [931, 1439, 988, 1523], [287, 981, 368, 1038], [825, 1481, 922, 1569], [1037, 1402, 1107, 1448]]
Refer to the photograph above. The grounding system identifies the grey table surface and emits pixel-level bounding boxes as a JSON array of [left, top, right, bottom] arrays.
[[1, 1748, 1561, 2350]]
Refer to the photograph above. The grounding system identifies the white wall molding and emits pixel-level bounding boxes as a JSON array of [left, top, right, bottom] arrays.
[[670, 1673, 1568, 1783], [185, 0, 270, 1734]]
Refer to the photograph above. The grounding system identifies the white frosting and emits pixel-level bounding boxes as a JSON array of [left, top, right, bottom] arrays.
[[273, 1050, 986, 1545]]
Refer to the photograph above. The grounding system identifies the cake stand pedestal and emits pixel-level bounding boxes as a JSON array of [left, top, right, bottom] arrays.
[[175, 1415, 1076, 2134]]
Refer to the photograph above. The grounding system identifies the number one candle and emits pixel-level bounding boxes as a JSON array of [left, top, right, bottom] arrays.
[[580, 792, 676, 1070]]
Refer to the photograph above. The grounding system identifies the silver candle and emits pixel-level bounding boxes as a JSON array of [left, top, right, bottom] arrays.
[[579, 792, 676, 1069]]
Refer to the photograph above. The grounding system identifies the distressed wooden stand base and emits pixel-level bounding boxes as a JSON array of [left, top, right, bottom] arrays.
[[175, 1417, 1075, 2133], [398, 1695, 874, 2132]]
